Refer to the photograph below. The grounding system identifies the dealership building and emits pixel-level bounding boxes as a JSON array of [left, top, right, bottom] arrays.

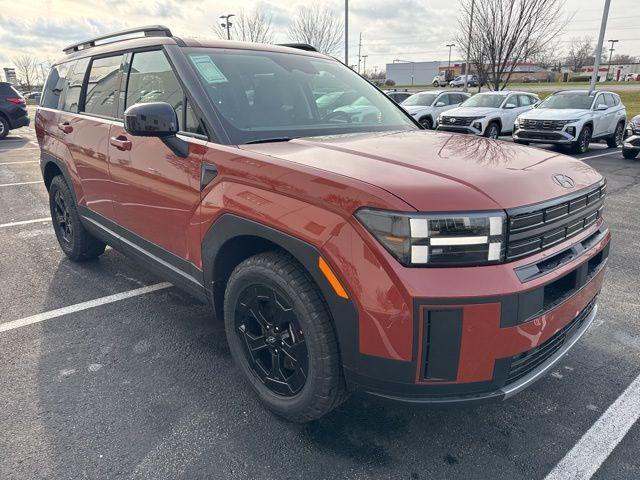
[[385, 61, 442, 86]]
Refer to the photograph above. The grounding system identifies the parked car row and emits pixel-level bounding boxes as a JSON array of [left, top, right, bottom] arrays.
[[385, 87, 631, 157], [432, 74, 482, 88]]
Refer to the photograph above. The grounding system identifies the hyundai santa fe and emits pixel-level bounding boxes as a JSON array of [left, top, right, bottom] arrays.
[[35, 26, 610, 422]]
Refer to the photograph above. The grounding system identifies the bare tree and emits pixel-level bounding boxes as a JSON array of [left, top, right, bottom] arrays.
[[566, 37, 595, 72], [612, 53, 637, 65], [530, 41, 562, 71], [12, 55, 39, 91], [213, 9, 274, 43], [456, 0, 569, 90], [287, 5, 344, 56]]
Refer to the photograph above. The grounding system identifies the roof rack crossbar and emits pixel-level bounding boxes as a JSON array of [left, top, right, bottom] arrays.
[[277, 43, 318, 52], [62, 25, 172, 54]]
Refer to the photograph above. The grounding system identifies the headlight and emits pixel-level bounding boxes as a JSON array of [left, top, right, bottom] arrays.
[[355, 209, 506, 266], [564, 119, 581, 124], [630, 122, 640, 133]]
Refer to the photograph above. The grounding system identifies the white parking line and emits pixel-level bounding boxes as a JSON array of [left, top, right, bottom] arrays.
[[0, 218, 50, 228], [580, 150, 621, 160], [0, 160, 39, 165], [544, 372, 640, 480], [0, 180, 43, 187], [0, 282, 172, 333]]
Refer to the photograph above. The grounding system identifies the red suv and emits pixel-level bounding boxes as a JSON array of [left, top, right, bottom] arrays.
[[36, 26, 610, 422]]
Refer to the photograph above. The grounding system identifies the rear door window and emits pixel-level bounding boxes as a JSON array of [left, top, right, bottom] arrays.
[[125, 50, 185, 128], [604, 94, 616, 108], [84, 55, 124, 118], [42, 62, 71, 109], [62, 58, 89, 113]]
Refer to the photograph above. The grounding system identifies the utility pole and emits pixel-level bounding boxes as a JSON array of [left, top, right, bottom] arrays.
[[219, 14, 235, 40], [362, 55, 368, 77], [357, 33, 362, 74], [446, 43, 455, 81], [590, 0, 611, 93], [463, 0, 475, 93], [606, 39, 618, 81], [344, 0, 349, 65]]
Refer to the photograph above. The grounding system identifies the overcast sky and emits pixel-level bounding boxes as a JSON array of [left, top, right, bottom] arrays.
[[1, 0, 638, 71]]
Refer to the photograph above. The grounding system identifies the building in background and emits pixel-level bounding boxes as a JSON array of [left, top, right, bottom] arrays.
[[385, 61, 440, 86], [3, 68, 17, 84]]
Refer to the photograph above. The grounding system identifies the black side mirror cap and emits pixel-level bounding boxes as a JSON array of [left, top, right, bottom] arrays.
[[124, 102, 188, 158]]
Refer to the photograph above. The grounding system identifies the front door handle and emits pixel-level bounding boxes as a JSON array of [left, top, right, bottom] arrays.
[[57, 122, 73, 134], [110, 135, 132, 151]]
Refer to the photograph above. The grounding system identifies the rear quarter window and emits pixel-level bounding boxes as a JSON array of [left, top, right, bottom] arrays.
[[62, 58, 90, 113], [42, 63, 71, 109]]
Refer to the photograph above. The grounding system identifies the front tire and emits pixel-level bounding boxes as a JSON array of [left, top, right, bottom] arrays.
[[224, 251, 347, 422], [49, 175, 106, 261], [572, 125, 592, 154], [607, 122, 625, 148], [419, 117, 433, 129], [623, 148, 639, 159], [484, 122, 500, 139]]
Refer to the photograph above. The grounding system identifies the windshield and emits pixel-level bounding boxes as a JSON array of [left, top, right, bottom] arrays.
[[402, 93, 438, 106], [538, 93, 594, 110], [460, 94, 505, 108], [185, 48, 416, 144]]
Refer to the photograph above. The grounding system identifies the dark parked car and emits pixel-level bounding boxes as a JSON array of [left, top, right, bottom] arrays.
[[36, 26, 610, 422], [623, 114, 640, 159], [0, 82, 29, 139], [384, 89, 412, 103]]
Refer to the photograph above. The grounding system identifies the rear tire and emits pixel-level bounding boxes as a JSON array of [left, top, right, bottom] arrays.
[[224, 251, 348, 422], [571, 125, 592, 154], [622, 148, 639, 159], [0, 116, 9, 139], [49, 175, 106, 261], [607, 122, 625, 148]]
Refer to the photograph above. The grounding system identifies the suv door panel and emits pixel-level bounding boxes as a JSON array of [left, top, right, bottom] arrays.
[[108, 49, 204, 260]]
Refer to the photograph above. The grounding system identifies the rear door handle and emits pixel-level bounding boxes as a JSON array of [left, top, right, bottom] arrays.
[[57, 122, 73, 134], [110, 135, 132, 151]]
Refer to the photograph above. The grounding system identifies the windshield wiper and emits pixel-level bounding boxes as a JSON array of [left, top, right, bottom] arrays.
[[244, 137, 293, 145]]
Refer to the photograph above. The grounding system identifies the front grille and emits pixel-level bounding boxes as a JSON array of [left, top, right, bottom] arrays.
[[522, 119, 568, 131], [440, 116, 475, 127], [517, 131, 565, 141], [506, 296, 597, 384], [506, 183, 606, 260]]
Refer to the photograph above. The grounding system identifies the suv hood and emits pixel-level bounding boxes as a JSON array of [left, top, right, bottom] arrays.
[[402, 105, 433, 115], [442, 106, 499, 118], [519, 108, 590, 120], [241, 130, 602, 212]]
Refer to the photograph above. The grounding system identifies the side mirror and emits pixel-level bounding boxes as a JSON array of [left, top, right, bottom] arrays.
[[504, 103, 517, 109], [435, 101, 446, 107], [596, 103, 608, 111], [124, 102, 188, 157]]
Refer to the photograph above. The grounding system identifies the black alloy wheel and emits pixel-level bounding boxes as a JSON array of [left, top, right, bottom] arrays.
[[234, 284, 309, 396], [52, 189, 73, 245], [608, 122, 625, 148], [420, 117, 433, 129]]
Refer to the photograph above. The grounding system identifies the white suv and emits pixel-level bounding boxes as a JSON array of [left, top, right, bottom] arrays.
[[513, 90, 627, 153], [437, 91, 539, 138], [400, 90, 470, 129]]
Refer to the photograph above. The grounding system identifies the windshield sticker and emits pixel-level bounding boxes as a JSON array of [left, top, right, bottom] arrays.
[[190, 55, 228, 84]]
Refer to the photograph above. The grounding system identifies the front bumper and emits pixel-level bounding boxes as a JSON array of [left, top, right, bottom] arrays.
[[437, 124, 483, 136], [337, 221, 610, 405], [513, 128, 576, 145], [623, 133, 640, 151]]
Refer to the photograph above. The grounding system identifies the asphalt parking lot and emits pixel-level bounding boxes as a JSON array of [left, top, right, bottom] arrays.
[[1, 112, 639, 480]]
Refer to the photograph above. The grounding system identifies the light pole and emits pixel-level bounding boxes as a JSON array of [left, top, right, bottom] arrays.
[[590, 0, 611, 93], [345, 0, 349, 65], [219, 14, 235, 40], [362, 55, 368, 77], [463, 0, 475, 93], [446, 43, 455, 81], [606, 39, 618, 81]]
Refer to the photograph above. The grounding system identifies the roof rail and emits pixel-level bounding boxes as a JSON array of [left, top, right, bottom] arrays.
[[277, 43, 318, 52], [62, 25, 173, 54]]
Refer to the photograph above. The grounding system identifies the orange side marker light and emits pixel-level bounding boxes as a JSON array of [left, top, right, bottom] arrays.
[[318, 257, 349, 300]]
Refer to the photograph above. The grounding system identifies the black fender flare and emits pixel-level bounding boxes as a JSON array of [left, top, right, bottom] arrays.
[[40, 151, 79, 204], [201, 214, 359, 372]]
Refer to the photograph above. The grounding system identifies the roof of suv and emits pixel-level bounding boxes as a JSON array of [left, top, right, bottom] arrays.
[[57, 25, 328, 64]]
